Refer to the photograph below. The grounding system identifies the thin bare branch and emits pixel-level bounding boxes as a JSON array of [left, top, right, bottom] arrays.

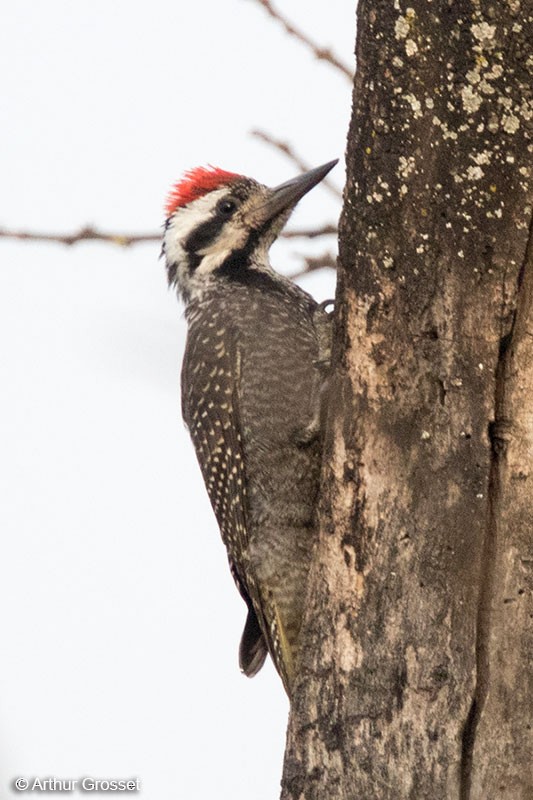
[[252, 0, 353, 81], [0, 223, 337, 248], [0, 226, 161, 247], [290, 251, 337, 280], [284, 224, 337, 239], [252, 130, 343, 200]]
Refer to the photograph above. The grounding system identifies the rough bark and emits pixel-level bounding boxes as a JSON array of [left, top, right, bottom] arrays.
[[281, 2, 533, 798]]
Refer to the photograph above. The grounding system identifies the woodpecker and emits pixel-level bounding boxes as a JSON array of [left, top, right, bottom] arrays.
[[163, 160, 337, 695]]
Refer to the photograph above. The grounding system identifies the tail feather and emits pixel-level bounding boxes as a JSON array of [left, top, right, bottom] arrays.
[[239, 607, 268, 677]]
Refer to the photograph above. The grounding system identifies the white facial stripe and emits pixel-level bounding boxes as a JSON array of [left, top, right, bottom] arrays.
[[163, 189, 226, 276], [164, 187, 250, 276], [195, 222, 248, 274], [166, 188, 227, 243]]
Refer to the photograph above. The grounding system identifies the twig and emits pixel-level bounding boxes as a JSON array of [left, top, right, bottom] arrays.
[[252, 130, 343, 200], [284, 224, 337, 239], [252, 0, 353, 82], [290, 251, 337, 280], [0, 226, 161, 247], [0, 224, 337, 247]]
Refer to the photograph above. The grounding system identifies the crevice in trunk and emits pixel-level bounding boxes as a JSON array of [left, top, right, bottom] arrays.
[[459, 213, 533, 799]]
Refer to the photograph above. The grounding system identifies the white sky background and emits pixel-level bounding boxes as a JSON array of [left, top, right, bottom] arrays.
[[0, 2, 354, 798]]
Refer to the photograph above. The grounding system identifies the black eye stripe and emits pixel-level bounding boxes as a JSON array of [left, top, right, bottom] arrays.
[[184, 217, 225, 258]]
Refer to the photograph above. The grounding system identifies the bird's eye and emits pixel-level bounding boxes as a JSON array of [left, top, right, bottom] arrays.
[[216, 197, 238, 216]]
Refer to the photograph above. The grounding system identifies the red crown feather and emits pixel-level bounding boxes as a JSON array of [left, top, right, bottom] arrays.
[[165, 166, 241, 217]]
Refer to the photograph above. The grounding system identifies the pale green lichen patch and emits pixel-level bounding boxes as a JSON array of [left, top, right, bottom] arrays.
[[398, 155, 416, 181], [432, 116, 458, 140], [461, 86, 482, 114], [395, 15, 411, 39], [404, 93, 423, 118], [486, 63, 503, 80], [405, 39, 418, 57], [466, 166, 484, 181], [394, 7, 416, 40], [470, 151, 492, 166], [465, 69, 480, 85], [521, 99, 533, 121], [471, 22, 497, 44], [502, 114, 520, 134], [366, 175, 393, 206], [394, 7, 420, 58]]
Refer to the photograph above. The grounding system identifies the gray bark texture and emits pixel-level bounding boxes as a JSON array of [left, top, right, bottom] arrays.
[[281, 2, 533, 798]]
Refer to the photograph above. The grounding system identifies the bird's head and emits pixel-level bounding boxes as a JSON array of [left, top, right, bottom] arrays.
[[162, 160, 337, 303]]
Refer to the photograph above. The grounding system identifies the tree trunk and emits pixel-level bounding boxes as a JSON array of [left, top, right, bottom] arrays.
[[281, 2, 533, 798]]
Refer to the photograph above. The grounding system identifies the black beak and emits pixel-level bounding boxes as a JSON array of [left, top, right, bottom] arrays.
[[261, 159, 338, 222]]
